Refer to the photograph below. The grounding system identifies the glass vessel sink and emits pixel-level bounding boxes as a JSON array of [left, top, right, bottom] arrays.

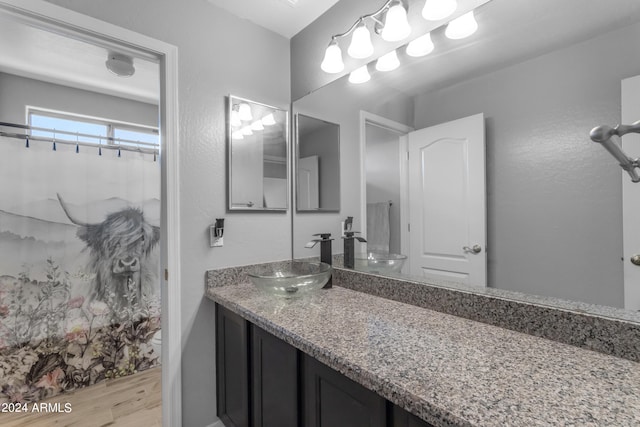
[[247, 261, 332, 297], [355, 252, 407, 274]]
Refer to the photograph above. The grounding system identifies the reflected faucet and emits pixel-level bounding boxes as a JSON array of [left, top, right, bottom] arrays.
[[341, 218, 366, 269], [305, 233, 334, 288]]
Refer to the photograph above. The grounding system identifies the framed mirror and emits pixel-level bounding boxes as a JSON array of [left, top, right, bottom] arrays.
[[295, 114, 340, 211], [227, 95, 288, 211]]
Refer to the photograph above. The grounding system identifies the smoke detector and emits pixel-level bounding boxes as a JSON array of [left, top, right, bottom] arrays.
[[105, 52, 135, 77]]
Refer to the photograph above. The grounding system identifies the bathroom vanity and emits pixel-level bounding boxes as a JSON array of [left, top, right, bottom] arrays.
[[206, 265, 640, 427]]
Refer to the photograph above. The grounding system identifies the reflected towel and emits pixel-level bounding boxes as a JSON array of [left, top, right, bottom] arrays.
[[367, 202, 390, 253]]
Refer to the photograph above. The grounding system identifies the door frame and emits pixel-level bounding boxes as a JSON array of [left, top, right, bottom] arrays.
[[359, 111, 413, 256], [0, 1, 182, 426]]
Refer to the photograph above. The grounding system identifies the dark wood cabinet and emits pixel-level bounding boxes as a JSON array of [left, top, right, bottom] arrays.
[[303, 355, 387, 427], [251, 325, 299, 427], [391, 404, 434, 427], [216, 305, 250, 427], [215, 303, 432, 427]]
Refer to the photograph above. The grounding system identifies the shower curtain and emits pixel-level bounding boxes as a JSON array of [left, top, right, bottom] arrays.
[[0, 136, 161, 403]]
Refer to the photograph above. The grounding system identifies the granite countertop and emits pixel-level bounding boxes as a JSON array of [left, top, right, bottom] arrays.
[[207, 283, 640, 427]]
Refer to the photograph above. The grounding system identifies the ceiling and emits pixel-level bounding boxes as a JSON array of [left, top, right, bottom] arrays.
[[206, 0, 340, 39], [0, 12, 159, 105]]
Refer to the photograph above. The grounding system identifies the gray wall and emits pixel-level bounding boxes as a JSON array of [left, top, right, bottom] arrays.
[[43, 1, 291, 426], [299, 123, 340, 209], [366, 124, 402, 255], [0, 72, 157, 126], [413, 22, 640, 307]]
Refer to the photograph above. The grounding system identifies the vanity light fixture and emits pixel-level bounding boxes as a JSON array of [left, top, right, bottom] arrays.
[[321, 39, 345, 73], [261, 113, 276, 126], [349, 65, 371, 84], [238, 103, 253, 121], [348, 21, 374, 59], [381, 0, 411, 42], [406, 32, 435, 57], [422, 0, 457, 21], [320, 0, 411, 73], [376, 50, 400, 71], [230, 106, 242, 127], [445, 10, 478, 39]]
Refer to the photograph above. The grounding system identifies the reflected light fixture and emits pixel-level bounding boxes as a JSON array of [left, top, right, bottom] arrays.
[[445, 10, 478, 39], [232, 130, 244, 140], [230, 106, 242, 127], [238, 103, 253, 121], [348, 21, 374, 59], [376, 50, 400, 72], [381, 0, 411, 42], [251, 120, 264, 131], [321, 39, 345, 73], [105, 52, 135, 77], [261, 113, 276, 126], [406, 32, 434, 57], [349, 65, 371, 84], [241, 126, 253, 136], [422, 0, 457, 21]]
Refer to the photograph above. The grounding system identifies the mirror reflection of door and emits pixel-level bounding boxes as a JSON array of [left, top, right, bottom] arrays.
[[296, 114, 340, 212], [298, 155, 320, 209]]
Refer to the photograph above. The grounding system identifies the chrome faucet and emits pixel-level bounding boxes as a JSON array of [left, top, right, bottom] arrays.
[[341, 218, 366, 269], [305, 233, 334, 288]]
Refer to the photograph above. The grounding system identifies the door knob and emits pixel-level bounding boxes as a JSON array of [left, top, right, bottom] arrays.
[[463, 245, 482, 254], [631, 254, 640, 266]]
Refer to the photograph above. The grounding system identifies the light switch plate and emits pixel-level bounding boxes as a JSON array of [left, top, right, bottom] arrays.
[[210, 226, 223, 247]]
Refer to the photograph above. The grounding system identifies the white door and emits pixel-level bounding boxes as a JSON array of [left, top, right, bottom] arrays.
[[622, 75, 640, 310], [408, 113, 486, 286], [298, 155, 319, 209]]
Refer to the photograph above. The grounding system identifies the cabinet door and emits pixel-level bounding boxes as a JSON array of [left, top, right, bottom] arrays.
[[252, 325, 299, 427], [303, 355, 387, 427], [391, 404, 434, 427], [216, 305, 250, 427]]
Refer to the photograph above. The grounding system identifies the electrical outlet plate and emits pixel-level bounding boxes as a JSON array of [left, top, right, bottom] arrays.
[[210, 226, 223, 247]]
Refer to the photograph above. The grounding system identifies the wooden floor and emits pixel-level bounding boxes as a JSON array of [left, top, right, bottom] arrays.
[[1, 367, 161, 427]]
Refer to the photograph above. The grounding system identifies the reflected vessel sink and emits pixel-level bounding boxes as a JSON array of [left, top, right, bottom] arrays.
[[247, 261, 332, 297], [355, 252, 407, 274]]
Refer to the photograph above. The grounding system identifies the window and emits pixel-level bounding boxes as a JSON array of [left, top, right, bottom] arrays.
[[28, 109, 159, 149]]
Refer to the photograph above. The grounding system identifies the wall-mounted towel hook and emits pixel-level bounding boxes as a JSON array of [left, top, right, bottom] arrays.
[[52, 129, 56, 151], [25, 134, 29, 148], [98, 137, 102, 156], [75, 132, 79, 153]]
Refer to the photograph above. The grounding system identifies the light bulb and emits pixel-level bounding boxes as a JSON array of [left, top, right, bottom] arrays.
[[376, 50, 400, 72], [230, 109, 241, 127], [241, 126, 253, 136], [348, 22, 374, 59], [422, 0, 457, 21], [406, 32, 434, 57], [320, 40, 344, 73], [445, 10, 478, 40], [251, 120, 264, 131], [238, 103, 253, 121], [261, 113, 276, 126], [349, 65, 370, 84], [232, 130, 244, 140], [381, 1, 411, 42]]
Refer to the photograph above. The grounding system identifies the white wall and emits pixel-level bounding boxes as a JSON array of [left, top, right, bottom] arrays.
[[413, 22, 640, 307], [43, 1, 291, 425], [0, 72, 157, 126]]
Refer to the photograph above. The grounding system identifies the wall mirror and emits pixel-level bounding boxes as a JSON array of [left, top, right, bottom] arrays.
[[292, 0, 640, 319], [228, 95, 288, 211], [296, 114, 340, 211]]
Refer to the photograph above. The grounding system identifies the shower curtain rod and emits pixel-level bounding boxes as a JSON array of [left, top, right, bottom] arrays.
[[0, 121, 159, 155]]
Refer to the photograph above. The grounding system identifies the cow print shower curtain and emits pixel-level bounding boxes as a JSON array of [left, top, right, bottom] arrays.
[[0, 136, 161, 403]]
